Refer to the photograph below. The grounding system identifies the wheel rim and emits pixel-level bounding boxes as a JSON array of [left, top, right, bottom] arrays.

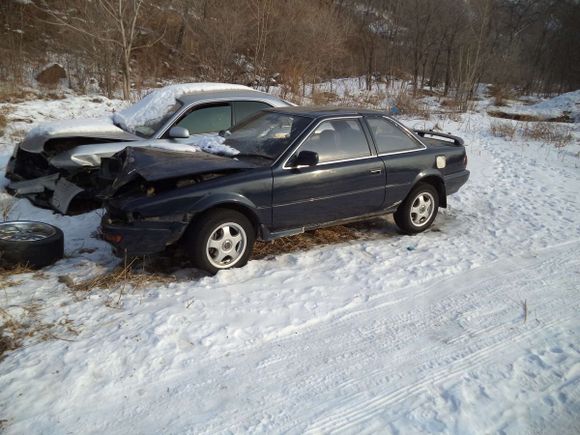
[[205, 222, 247, 269], [410, 192, 435, 227], [0, 221, 56, 242]]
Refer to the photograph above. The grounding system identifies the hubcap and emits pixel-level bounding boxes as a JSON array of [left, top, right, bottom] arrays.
[[410, 192, 435, 227], [206, 222, 247, 269], [0, 221, 56, 242]]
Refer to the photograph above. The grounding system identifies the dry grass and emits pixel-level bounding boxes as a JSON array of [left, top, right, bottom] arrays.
[[0, 107, 8, 136], [253, 225, 363, 259], [311, 90, 339, 106], [392, 91, 430, 119], [488, 110, 573, 123], [488, 84, 515, 106], [520, 122, 573, 148], [0, 264, 33, 286], [440, 98, 461, 110], [490, 120, 518, 140], [0, 85, 39, 103], [59, 259, 176, 295], [0, 196, 16, 222], [490, 119, 574, 149], [0, 303, 63, 362]]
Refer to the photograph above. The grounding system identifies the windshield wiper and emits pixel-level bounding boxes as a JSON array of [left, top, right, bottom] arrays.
[[235, 152, 273, 160]]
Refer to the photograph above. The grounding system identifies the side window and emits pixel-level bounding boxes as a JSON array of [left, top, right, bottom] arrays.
[[366, 117, 422, 154], [298, 119, 371, 163], [175, 104, 232, 135], [233, 101, 272, 124]]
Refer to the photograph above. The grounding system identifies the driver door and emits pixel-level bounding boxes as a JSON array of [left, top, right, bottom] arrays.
[[272, 118, 386, 229]]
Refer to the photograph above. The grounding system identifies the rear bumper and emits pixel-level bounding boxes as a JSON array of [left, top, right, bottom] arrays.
[[445, 170, 470, 195], [100, 215, 189, 257]]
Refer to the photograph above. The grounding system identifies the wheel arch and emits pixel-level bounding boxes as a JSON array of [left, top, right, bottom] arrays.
[[188, 196, 262, 235], [413, 173, 447, 208]]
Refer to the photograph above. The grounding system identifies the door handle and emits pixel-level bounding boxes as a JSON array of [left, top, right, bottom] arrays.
[[369, 168, 382, 175]]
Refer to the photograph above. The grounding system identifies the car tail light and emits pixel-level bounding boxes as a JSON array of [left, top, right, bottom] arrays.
[[104, 233, 123, 244]]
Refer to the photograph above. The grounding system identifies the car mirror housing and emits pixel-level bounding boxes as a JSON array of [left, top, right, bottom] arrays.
[[168, 126, 190, 139], [292, 150, 319, 167]]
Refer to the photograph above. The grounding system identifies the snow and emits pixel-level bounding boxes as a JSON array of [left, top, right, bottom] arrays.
[[1, 84, 579, 434], [492, 89, 580, 121], [24, 117, 121, 143], [192, 134, 239, 156], [0, 95, 127, 153], [113, 83, 252, 133]]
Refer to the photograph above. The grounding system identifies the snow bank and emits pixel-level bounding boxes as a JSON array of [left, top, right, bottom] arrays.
[[113, 83, 252, 133], [496, 89, 580, 122]]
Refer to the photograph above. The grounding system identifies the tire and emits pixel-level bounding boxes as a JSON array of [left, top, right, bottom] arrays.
[[394, 183, 439, 234], [184, 208, 255, 274], [0, 221, 64, 269]]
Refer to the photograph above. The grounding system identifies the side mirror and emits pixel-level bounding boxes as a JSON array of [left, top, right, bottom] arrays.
[[292, 150, 319, 167], [168, 126, 190, 139]]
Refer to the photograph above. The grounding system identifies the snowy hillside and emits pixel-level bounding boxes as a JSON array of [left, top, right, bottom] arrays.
[[0, 86, 579, 434]]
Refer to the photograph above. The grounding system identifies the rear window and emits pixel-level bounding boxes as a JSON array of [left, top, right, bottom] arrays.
[[366, 117, 422, 154]]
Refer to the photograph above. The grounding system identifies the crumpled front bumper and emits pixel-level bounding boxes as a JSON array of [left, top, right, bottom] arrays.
[[100, 214, 189, 257], [6, 173, 85, 214], [5, 147, 87, 214]]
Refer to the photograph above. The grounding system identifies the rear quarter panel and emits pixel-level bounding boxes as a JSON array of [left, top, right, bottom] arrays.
[[382, 145, 465, 209]]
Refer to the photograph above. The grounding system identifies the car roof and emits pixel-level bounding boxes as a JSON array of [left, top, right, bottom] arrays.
[[265, 106, 390, 119], [177, 89, 288, 106]]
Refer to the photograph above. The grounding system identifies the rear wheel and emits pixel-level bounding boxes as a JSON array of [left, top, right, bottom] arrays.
[[184, 209, 255, 274], [394, 183, 439, 234]]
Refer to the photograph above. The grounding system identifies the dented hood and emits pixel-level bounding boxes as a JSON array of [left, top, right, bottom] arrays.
[[106, 146, 257, 192], [20, 117, 139, 153]]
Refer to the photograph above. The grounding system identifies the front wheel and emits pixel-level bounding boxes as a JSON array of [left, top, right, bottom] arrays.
[[394, 183, 439, 234], [184, 208, 255, 274]]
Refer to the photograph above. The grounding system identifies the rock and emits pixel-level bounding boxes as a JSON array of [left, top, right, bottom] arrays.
[[36, 63, 67, 87]]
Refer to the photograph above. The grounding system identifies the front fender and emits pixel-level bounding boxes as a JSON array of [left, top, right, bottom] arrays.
[[189, 192, 259, 214], [123, 191, 263, 224]]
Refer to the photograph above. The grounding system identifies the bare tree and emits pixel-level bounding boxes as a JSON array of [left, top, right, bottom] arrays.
[[39, 0, 162, 99]]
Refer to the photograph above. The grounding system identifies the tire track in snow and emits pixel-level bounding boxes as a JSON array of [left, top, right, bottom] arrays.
[[140, 241, 580, 434]]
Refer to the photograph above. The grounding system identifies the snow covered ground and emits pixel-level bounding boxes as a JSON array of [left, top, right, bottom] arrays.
[[0, 85, 579, 434]]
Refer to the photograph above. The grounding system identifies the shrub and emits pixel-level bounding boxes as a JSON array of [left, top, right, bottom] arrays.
[[489, 120, 518, 140], [520, 122, 573, 148]]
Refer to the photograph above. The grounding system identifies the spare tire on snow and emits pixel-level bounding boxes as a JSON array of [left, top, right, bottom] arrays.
[[0, 221, 64, 269]]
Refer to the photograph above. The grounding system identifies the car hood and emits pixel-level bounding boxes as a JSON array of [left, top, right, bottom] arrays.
[[20, 117, 139, 153], [105, 146, 257, 193]]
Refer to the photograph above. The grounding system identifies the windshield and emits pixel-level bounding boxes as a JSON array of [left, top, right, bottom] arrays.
[[224, 112, 312, 163]]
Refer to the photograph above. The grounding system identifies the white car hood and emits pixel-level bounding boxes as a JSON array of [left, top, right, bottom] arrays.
[[20, 117, 139, 153]]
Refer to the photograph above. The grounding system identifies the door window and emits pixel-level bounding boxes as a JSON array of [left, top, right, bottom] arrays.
[[366, 117, 422, 154], [175, 104, 232, 135], [233, 101, 272, 124], [298, 119, 371, 164]]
